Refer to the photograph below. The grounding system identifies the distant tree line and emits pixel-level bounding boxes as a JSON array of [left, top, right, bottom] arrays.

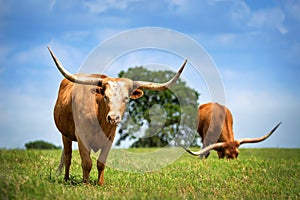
[[25, 140, 61, 150]]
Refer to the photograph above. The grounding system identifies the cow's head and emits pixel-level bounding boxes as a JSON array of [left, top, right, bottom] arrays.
[[92, 78, 144, 124], [48, 46, 187, 124], [211, 141, 240, 159], [184, 122, 281, 159]]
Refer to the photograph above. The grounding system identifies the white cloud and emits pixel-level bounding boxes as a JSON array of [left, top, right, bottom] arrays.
[[49, 0, 56, 11], [0, 0, 10, 16], [0, 45, 13, 64], [84, 0, 140, 14], [230, 1, 251, 21], [11, 42, 87, 74], [284, 0, 300, 21], [248, 7, 288, 34], [14, 44, 50, 66], [167, 0, 188, 12], [207, 0, 251, 21], [62, 31, 91, 41], [169, 0, 187, 6], [191, 32, 241, 49], [203, 1, 288, 35], [94, 28, 128, 43], [215, 33, 237, 45]]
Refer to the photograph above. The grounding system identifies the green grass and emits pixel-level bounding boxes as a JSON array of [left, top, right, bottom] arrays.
[[1, 148, 300, 199]]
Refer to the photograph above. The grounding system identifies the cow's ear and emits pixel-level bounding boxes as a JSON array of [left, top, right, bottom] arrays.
[[130, 89, 144, 99]]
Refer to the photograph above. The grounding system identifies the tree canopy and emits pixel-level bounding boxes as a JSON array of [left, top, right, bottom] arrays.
[[25, 140, 61, 150], [116, 66, 200, 148]]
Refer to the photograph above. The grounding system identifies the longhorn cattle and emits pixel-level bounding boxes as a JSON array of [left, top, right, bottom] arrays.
[[185, 102, 281, 159], [48, 46, 187, 185]]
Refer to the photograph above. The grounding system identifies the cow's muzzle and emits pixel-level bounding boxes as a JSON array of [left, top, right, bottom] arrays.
[[107, 114, 121, 124]]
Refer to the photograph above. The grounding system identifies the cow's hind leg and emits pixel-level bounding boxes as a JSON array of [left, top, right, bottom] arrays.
[[62, 135, 72, 181], [204, 151, 210, 159], [78, 139, 92, 184]]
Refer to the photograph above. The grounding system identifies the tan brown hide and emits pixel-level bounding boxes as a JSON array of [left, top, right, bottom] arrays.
[[185, 102, 281, 159]]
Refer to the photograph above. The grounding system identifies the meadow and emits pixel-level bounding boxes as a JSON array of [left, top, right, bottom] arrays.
[[1, 148, 299, 199]]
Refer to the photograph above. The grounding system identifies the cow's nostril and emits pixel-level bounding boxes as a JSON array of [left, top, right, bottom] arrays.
[[107, 115, 120, 124]]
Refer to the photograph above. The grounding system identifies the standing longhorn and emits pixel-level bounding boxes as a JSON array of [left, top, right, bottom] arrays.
[[48, 46, 187, 184]]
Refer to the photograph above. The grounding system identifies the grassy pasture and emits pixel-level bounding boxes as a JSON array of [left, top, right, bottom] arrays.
[[1, 148, 299, 199]]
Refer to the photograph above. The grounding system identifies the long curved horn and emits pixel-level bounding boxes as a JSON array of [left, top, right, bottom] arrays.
[[183, 142, 226, 157], [48, 46, 103, 86], [134, 59, 187, 91], [237, 122, 282, 145]]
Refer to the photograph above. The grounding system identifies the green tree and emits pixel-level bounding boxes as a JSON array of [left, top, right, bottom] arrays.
[[116, 66, 200, 147], [25, 140, 61, 150]]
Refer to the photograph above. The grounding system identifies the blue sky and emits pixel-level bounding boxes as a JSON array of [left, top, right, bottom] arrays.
[[0, 0, 299, 149]]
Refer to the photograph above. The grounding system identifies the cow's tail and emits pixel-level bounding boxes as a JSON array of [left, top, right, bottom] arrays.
[[56, 149, 64, 175]]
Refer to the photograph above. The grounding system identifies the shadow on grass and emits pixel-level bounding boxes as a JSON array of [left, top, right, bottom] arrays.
[[48, 174, 101, 187]]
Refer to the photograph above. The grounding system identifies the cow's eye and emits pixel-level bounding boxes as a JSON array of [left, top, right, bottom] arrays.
[[103, 95, 109, 102]]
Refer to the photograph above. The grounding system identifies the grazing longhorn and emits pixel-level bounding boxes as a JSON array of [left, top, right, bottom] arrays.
[[48, 46, 187, 185], [185, 102, 281, 159]]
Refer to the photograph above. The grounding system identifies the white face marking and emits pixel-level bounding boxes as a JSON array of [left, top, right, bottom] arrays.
[[104, 80, 132, 124], [106, 80, 129, 103]]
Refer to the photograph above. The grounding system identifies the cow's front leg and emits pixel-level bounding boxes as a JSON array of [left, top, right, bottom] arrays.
[[199, 151, 210, 159], [78, 139, 92, 184], [217, 151, 225, 158], [97, 160, 105, 186], [200, 143, 211, 159], [97, 140, 113, 185]]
